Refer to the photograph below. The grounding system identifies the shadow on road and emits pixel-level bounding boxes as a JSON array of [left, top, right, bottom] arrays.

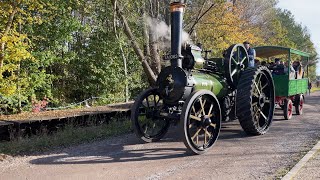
[[29, 92, 320, 166], [29, 123, 250, 165], [30, 147, 188, 165]]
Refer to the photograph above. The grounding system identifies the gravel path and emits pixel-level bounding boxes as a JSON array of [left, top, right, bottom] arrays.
[[1, 92, 320, 180]]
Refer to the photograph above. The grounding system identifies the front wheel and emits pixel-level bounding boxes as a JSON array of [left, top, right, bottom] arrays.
[[131, 88, 170, 142], [180, 90, 221, 155]]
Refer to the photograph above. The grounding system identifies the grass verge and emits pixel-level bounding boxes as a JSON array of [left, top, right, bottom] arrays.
[[311, 87, 320, 93], [0, 118, 131, 156]]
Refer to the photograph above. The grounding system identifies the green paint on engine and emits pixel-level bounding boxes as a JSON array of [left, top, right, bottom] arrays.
[[192, 49, 205, 69], [192, 72, 228, 99]]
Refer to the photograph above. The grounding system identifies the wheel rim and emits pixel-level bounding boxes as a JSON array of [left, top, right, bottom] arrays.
[[251, 71, 273, 130], [299, 97, 303, 111], [136, 91, 169, 139], [288, 100, 293, 117], [225, 44, 249, 88], [185, 94, 220, 152]]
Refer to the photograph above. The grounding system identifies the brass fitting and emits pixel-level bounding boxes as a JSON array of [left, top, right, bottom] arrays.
[[170, 2, 186, 13]]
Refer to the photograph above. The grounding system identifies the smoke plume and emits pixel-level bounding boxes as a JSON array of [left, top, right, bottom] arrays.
[[146, 17, 191, 50]]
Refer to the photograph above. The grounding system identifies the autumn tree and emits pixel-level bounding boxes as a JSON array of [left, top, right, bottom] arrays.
[[112, 0, 226, 85], [0, 0, 48, 112], [196, 2, 263, 56], [0, 0, 318, 114]]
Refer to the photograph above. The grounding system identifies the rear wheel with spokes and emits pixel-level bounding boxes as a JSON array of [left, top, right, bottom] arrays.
[[237, 66, 275, 135], [131, 88, 170, 142], [181, 90, 221, 155]]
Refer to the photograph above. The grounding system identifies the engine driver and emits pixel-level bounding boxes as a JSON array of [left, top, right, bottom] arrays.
[[243, 41, 256, 67]]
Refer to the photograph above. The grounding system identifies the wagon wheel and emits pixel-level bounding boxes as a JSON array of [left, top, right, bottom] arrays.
[[224, 44, 249, 89], [236, 66, 275, 135], [284, 98, 293, 119], [295, 94, 304, 115], [131, 88, 170, 142], [181, 90, 221, 155]]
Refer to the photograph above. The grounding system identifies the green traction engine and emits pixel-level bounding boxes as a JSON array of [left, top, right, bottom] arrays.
[[131, 0, 275, 155]]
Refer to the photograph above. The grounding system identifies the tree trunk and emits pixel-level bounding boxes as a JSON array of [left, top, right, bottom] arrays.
[[232, 0, 237, 6], [0, 43, 5, 69], [148, 0, 161, 75], [17, 62, 22, 113], [142, 10, 151, 62], [113, 0, 157, 85], [0, 8, 17, 69], [149, 32, 161, 75], [188, 1, 216, 35]]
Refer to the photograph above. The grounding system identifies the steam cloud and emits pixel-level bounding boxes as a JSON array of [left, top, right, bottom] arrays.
[[146, 17, 191, 50]]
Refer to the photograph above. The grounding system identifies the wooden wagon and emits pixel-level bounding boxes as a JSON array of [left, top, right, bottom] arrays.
[[255, 46, 309, 119]]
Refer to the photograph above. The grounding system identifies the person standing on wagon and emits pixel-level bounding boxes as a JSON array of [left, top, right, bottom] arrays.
[[243, 41, 256, 67]]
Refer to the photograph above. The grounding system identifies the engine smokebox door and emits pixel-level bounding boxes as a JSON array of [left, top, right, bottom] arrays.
[[156, 66, 189, 105]]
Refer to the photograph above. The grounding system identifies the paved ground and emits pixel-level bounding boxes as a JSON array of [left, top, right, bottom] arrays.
[[1, 92, 320, 180]]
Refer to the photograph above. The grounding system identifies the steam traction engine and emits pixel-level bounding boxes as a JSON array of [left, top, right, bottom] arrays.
[[131, 1, 275, 154]]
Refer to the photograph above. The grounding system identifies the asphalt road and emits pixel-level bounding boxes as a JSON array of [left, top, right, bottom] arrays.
[[1, 92, 320, 180]]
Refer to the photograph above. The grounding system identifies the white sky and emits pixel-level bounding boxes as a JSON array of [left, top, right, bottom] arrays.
[[277, 0, 320, 75]]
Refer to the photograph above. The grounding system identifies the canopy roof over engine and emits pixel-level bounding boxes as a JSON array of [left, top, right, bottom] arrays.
[[254, 46, 310, 59]]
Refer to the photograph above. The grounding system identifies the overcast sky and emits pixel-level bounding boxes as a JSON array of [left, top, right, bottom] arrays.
[[277, 0, 320, 75]]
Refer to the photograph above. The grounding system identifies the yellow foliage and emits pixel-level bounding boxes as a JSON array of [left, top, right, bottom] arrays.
[[264, 19, 296, 48], [196, 2, 264, 56], [0, 1, 42, 96], [1, 34, 32, 63], [0, 33, 32, 95], [0, 82, 17, 96]]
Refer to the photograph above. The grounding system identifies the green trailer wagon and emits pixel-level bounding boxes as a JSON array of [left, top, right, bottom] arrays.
[[254, 46, 309, 120]]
